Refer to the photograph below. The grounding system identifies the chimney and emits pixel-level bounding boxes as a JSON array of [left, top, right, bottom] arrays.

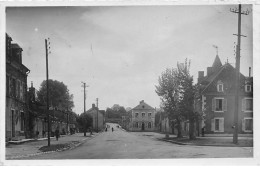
[[249, 67, 251, 77], [140, 100, 144, 104], [28, 81, 35, 102], [207, 67, 213, 76], [92, 104, 95, 108], [198, 71, 204, 83]]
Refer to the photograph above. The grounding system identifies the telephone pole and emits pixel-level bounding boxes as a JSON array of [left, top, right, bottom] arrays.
[[81, 82, 89, 114], [96, 98, 99, 133], [230, 4, 249, 144], [45, 38, 51, 146]]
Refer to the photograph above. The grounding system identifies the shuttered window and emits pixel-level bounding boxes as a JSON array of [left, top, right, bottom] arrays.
[[212, 98, 227, 112], [6, 75, 9, 96], [242, 118, 253, 132], [242, 98, 253, 112], [212, 118, 224, 132]]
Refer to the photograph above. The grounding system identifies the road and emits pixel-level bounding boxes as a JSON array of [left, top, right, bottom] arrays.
[[23, 123, 253, 159]]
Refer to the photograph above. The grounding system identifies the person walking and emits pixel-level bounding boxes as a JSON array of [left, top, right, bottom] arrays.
[[55, 127, 60, 141], [112, 127, 114, 132]]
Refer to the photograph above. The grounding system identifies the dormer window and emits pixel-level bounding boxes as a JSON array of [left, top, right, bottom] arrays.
[[135, 113, 139, 117], [245, 84, 252, 92], [217, 83, 223, 92]]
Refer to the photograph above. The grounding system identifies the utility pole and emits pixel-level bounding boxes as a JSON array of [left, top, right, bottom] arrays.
[[96, 98, 99, 133], [45, 38, 51, 146], [81, 82, 89, 114], [230, 4, 249, 144]]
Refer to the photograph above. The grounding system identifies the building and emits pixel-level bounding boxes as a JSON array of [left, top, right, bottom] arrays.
[[6, 34, 30, 141], [197, 54, 253, 134], [27, 82, 77, 138], [86, 104, 105, 132], [129, 100, 155, 131]]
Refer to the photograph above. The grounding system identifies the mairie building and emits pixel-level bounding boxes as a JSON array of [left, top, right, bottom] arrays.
[[129, 100, 155, 131]]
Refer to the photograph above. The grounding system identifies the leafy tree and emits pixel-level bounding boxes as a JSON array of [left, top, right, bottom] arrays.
[[155, 68, 183, 138], [77, 113, 93, 136], [177, 59, 197, 139], [37, 79, 74, 110], [106, 104, 126, 119]]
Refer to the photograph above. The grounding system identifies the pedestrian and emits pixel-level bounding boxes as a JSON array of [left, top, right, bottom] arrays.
[[201, 126, 205, 137], [112, 127, 114, 132], [105, 128, 107, 132], [55, 127, 59, 141]]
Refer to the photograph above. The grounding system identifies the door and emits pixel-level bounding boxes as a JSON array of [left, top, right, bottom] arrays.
[[11, 110, 15, 137], [142, 122, 145, 131]]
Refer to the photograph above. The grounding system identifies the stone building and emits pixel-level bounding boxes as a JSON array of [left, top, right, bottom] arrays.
[[6, 33, 30, 141], [86, 104, 105, 132], [197, 54, 253, 134], [129, 100, 155, 131]]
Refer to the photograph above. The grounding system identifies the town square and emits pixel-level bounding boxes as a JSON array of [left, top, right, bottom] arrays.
[[2, 2, 256, 163]]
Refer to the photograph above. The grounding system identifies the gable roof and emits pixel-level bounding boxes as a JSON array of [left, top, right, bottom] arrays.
[[132, 100, 155, 110], [201, 63, 246, 94]]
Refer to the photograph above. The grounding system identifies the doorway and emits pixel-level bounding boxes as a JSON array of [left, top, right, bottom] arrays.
[[142, 122, 145, 131], [11, 110, 15, 137]]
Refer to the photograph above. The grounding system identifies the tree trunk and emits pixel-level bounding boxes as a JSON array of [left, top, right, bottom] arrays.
[[84, 127, 86, 136], [177, 119, 183, 138], [189, 117, 196, 140]]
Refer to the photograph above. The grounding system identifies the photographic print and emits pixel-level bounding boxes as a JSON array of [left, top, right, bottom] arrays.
[[2, 1, 256, 163]]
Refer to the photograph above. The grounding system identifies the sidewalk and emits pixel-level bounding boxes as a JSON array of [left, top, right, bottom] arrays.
[[6, 132, 97, 160], [133, 132, 253, 147]]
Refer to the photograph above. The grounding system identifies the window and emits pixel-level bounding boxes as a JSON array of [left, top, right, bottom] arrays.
[[242, 118, 253, 132], [148, 113, 151, 117], [212, 98, 227, 112], [6, 75, 9, 96], [148, 122, 151, 128], [142, 113, 145, 118], [215, 119, 220, 131], [242, 98, 253, 112], [135, 113, 139, 117], [245, 84, 252, 92], [217, 83, 224, 92], [211, 118, 224, 132], [245, 119, 253, 131]]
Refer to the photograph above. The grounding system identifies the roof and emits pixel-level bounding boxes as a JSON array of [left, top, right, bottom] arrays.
[[201, 62, 247, 94], [132, 100, 155, 110], [11, 43, 22, 50], [212, 55, 222, 70]]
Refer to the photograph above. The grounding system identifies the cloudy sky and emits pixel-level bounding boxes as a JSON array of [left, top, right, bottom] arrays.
[[6, 5, 253, 114]]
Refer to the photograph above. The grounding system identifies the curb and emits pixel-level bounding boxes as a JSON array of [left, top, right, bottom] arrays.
[[158, 138, 253, 147], [6, 134, 99, 160]]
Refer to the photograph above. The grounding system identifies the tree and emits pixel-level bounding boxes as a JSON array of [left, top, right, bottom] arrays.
[[37, 79, 74, 110], [155, 68, 183, 138], [77, 113, 93, 136], [177, 59, 196, 139]]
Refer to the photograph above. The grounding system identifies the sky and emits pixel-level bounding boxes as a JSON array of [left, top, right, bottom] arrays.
[[6, 5, 253, 114]]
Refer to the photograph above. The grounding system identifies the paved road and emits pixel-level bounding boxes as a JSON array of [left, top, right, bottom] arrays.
[[23, 123, 253, 159]]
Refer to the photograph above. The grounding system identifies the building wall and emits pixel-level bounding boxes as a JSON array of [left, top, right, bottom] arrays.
[[89, 111, 104, 131], [130, 109, 155, 131], [204, 94, 253, 134]]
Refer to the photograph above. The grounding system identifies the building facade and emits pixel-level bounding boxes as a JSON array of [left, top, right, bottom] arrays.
[[129, 100, 155, 131], [6, 34, 30, 141], [86, 104, 105, 132], [197, 55, 253, 134]]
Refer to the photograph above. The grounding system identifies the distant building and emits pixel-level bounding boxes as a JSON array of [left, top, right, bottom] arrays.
[[6, 34, 30, 141], [197, 54, 253, 134], [129, 100, 155, 131], [86, 104, 105, 132]]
